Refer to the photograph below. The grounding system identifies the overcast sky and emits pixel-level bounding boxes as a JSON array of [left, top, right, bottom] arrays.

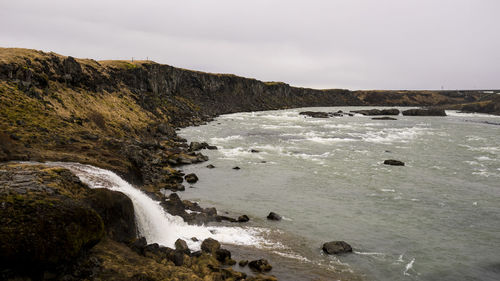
[[1, 0, 499, 90]]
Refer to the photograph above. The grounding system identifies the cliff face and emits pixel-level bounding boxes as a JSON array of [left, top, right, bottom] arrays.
[[0, 48, 495, 186]]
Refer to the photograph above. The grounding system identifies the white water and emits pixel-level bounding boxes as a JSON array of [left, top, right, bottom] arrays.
[[43, 162, 268, 251]]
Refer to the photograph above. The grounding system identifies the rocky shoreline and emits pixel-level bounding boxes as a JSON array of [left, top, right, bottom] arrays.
[[1, 47, 499, 280]]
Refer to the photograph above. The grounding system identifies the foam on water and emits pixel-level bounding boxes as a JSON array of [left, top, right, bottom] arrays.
[[210, 135, 243, 143], [43, 162, 271, 251], [446, 110, 500, 118]]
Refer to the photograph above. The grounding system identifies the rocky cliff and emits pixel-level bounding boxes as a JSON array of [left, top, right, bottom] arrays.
[[0, 47, 496, 186]]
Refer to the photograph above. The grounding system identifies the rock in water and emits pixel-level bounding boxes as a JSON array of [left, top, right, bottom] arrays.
[[248, 259, 273, 272], [299, 111, 330, 118], [184, 173, 199, 183], [267, 212, 282, 221], [206, 164, 215, 169], [383, 159, 405, 166], [372, 117, 397, 120], [322, 241, 353, 255], [232, 166, 240, 170], [402, 108, 446, 116]]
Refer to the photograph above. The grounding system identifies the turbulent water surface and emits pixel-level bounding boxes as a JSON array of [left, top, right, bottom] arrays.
[[178, 107, 500, 281]]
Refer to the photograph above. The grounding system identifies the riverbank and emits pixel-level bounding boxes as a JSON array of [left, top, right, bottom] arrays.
[[1, 47, 499, 280]]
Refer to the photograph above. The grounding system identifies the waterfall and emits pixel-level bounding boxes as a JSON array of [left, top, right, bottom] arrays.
[[44, 162, 265, 250]]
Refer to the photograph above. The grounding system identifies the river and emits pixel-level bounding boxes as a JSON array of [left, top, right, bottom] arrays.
[[177, 107, 500, 281]]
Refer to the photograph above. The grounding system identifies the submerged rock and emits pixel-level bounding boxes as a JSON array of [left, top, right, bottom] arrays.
[[206, 164, 215, 169], [322, 241, 353, 255], [267, 212, 282, 221], [383, 159, 405, 166], [248, 259, 273, 272], [233, 166, 241, 170]]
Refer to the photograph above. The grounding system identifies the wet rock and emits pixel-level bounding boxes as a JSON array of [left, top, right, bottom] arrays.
[[206, 164, 215, 169], [383, 159, 405, 166], [206, 145, 218, 150], [248, 259, 272, 272], [129, 237, 147, 255], [84, 188, 137, 242], [239, 260, 249, 267], [201, 238, 221, 254], [322, 241, 353, 255], [299, 111, 330, 118], [175, 238, 190, 254], [233, 166, 240, 170], [372, 117, 397, 120], [189, 142, 204, 151], [267, 212, 282, 221], [250, 149, 260, 153], [238, 215, 250, 222], [402, 108, 446, 116], [184, 173, 198, 183]]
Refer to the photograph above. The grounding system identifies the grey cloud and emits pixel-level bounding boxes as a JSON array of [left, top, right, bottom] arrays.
[[1, 0, 499, 90]]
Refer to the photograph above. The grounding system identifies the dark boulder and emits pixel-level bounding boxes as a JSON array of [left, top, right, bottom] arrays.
[[215, 248, 232, 263], [206, 164, 215, 169], [248, 259, 272, 272], [383, 159, 405, 166], [267, 212, 282, 221], [201, 238, 220, 254], [184, 173, 199, 183], [174, 238, 190, 254], [250, 149, 260, 153], [238, 215, 250, 222], [129, 237, 147, 255], [206, 145, 218, 150], [322, 241, 353, 255], [239, 260, 249, 267], [84, 188, 137, 242], [402, 108, 446, 116], [232, 166, 240, 170]]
